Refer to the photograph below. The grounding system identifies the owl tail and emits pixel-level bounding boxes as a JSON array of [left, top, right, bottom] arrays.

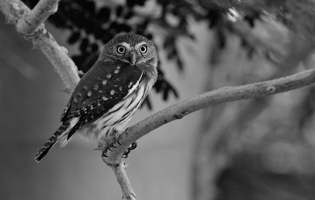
[[34, 118, 80, 162]]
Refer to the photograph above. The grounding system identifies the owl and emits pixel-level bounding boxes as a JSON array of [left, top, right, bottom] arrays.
[[35, 33, 158, 162]]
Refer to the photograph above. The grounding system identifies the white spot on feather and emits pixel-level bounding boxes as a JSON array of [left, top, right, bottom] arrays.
[[87, 91, 92, 97], [128, 82, 133, 88], [114, 66, 120, 74], [102, 96, 108, 101]]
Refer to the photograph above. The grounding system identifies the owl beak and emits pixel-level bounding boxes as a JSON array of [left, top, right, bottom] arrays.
[[129, 52, 137, 65]]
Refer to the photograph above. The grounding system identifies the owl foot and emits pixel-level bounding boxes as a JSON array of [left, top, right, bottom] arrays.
[[122, 142, 137, 158], [102, 138, 137, 160], [101, 136, 120, 157]]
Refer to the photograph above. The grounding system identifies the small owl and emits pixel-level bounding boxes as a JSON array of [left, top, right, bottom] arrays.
[[35, 33, 158, 162]]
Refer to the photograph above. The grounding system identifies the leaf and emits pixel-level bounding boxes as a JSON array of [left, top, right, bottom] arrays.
[[79, 38, 90, 53], [67, 31, 81, 44], [96, 7, 111, 22], [115, 5, 124, 17]]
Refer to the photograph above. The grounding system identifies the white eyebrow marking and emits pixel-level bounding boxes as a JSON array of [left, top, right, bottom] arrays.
[[135, 41, 147, 49], [119, 42, 131, 49]]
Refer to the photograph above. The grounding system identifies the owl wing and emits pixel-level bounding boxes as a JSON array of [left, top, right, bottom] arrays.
[[61, 59, 143, 125]]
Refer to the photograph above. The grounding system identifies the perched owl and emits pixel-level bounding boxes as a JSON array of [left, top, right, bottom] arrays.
[[35, 33, 158, 162]]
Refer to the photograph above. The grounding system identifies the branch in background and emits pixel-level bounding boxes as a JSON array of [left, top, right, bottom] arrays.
[[0, 0, 79, 91], [227, 20, 284, 59], [103, 68, 315, 165]]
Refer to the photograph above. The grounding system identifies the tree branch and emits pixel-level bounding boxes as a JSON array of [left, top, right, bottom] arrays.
[[0, 0, 79, 91], [16, 0, 60, 34], [103, 68, 315, 165], [109, 162, 137, 200]]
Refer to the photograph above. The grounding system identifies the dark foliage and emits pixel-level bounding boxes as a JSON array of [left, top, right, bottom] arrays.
[[22, 0, 311, 109]]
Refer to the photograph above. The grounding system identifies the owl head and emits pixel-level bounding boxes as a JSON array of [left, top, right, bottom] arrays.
[[100, 33, 158, 70]]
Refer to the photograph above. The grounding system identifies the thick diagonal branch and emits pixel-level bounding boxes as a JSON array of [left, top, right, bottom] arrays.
[[103, 68, 315, 165]]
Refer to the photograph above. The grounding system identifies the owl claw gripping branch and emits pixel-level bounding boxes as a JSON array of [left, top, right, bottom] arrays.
[[35, 33, 158, 162]]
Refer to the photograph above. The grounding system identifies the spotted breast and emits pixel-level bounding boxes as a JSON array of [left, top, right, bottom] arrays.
[[93, 78, 148, 140]]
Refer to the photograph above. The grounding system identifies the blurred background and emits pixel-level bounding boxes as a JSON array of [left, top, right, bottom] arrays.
[[1, 0, 315, 200]]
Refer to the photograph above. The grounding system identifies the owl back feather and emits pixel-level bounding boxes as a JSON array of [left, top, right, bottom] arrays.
[[62, 59, 144, 124]]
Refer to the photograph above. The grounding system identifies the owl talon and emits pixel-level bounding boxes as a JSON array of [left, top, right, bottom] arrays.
[[102, 141, 137, 159], [116, 139, 122, 145], [102, 150, 108, 158], [130, 142, 137, 150], [122, 142, 138, 158]]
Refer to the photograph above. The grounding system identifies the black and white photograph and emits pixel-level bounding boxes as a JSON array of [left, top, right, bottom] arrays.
[[1, 0, 315, 200]]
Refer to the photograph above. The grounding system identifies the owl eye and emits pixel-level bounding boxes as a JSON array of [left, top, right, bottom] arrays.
[[116, 45, 126, 54], [139, 44, 147, 54]]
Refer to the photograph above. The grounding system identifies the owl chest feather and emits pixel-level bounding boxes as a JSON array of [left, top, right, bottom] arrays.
[[93, 81, 147, 139]]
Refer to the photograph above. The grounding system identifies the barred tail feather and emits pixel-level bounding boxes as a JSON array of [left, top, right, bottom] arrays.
[[59, 120, 82, 147], [35, 118, 79, 162]]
